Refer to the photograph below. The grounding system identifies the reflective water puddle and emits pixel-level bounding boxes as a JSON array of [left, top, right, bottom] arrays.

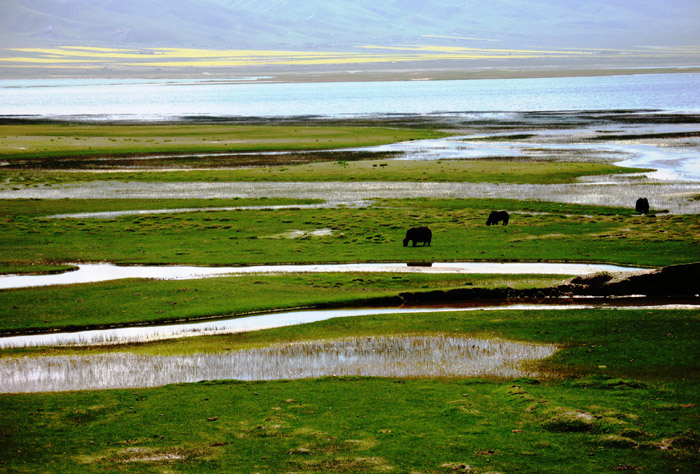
[[0, 334, 559, 393], [362, 133, 700, 181]]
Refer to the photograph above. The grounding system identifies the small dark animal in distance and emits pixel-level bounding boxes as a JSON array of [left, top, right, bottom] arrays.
[[635, 197, 650, 214], [486, 211, 509, 226], [403, 226, 432, 247]]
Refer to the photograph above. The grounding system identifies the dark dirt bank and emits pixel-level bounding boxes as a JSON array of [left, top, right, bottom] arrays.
[[3, 264, 697, 338], [395, 263, 700, 305]]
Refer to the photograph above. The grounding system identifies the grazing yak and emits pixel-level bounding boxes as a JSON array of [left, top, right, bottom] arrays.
[[486, 210, 509, 226], [635, 197, 650, 214], [403, 226, 432, 247]]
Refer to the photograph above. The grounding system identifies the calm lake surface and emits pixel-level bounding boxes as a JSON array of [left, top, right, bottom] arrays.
[[2, 73, 699, 120]]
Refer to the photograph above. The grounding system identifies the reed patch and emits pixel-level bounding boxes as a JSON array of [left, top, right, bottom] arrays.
[[0, 335, 558, 392]]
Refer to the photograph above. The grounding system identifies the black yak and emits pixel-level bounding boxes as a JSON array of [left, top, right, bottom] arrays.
[[403, 226, 432, 247], [486, 210, 509, 226], [635, 197, 650, 214]]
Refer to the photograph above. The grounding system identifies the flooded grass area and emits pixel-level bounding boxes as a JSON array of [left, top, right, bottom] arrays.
[[0, 272, 570, 335], [0, 335, 558, 392], [5, 178, 697, 213], [0, 122, 444, 160], [1, 111, 699, 472], [1, 305, 699, 472]]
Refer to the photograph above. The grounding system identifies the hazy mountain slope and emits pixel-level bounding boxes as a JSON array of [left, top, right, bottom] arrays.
[[1, 0, 698, 50]]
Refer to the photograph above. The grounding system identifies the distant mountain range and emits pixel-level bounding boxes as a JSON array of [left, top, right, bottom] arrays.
[[2, 0, 698, 51]]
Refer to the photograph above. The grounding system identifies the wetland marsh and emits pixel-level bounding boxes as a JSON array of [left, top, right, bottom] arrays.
[[1, 92, 699, 472]]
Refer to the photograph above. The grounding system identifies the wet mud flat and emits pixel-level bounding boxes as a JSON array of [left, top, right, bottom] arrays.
[[174, 110, 700, 130], [2, 110, 699, 213], [5, 179, 699, 214]]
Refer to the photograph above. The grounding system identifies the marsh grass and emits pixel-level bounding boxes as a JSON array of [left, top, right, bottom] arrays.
[[0, 273, 567, 334], [1, 375, 697, 473], [0, 335, 558, 392], [1, 114, 699, 473], [0, 123, 445, 159], [0, 159, 641, 187], [0, 197, 697, 271], [1, 302, 698, 472]]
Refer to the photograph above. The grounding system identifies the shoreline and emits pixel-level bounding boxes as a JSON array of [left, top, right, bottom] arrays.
[[2, 66, 699, 83]]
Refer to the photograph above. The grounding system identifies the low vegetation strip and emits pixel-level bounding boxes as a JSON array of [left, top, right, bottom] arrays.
[[0, 123, 447, 159], [0, 159, 642, 186]]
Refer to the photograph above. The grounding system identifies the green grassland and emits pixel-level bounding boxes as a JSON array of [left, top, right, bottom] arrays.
[[0, 123, 447, 159], [1, 308, 699, 473], [0, 198, 697, 271], [1, 122, 699, 473], [0, 273, 567, 336]]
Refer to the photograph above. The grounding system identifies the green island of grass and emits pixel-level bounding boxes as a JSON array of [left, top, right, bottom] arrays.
[[0, 122, 448, 159]]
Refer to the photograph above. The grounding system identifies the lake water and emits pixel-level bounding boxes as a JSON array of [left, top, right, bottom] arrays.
[[2, 73, 700, 120]]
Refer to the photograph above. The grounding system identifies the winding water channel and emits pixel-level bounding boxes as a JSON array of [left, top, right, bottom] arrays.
[[1, 261, 693, 393], [0, 261, 645, 290], [2, 105, 698, 392], [2, 303, 697, 393], [0, 302, 690, 351]]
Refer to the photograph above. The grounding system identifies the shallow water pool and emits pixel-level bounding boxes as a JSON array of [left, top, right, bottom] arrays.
[[0, 334, 559, 393]]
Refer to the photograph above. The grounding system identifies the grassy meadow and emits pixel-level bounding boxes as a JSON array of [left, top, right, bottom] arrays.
[[1, 121, 699, 473], [0, 160, 640, 187], [2, 308, 699, 473], [0, 197, 697, 271], [0, 273, 569, 336], [0, 122, 447, 158]]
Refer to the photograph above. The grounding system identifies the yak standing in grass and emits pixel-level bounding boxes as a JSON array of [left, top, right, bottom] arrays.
[[636, 197, 650, 214], [486, 210, 509, 226], [403, 226, 432, 247]]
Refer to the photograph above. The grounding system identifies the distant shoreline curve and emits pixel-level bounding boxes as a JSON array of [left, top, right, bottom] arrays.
[[2, 65, 699, 83]]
